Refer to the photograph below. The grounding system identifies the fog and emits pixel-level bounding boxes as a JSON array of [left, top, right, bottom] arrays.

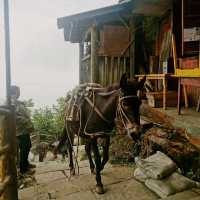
[[0, 0, 116, 107]]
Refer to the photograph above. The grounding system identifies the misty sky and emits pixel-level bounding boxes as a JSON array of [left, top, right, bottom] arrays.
[[0, 0, 116, 107]]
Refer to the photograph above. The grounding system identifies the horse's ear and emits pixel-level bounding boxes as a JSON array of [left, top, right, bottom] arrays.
[[138, 76, 146, 90], [120, 73, 128, 90]]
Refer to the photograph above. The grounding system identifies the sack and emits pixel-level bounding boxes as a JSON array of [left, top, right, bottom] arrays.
[[135, 151, 177, 180], [134, 168, 148, 183], [145, 172, 198, 198]]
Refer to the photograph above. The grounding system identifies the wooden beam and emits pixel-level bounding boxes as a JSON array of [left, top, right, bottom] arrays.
[[79, 42, 84, 84], [129, 16, 135, 78], [181, 0, 184, 56], [90, 25, 98, 83]]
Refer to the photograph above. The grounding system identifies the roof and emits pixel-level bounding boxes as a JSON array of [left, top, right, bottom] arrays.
[[57, 1, 134, 43], [57, 0, 172, 43]]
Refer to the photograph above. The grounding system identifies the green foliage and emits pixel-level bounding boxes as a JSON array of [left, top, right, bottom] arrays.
[[23, 99, 34, 108], [32, 97, 66, 142], [52, 97, 66, 136]]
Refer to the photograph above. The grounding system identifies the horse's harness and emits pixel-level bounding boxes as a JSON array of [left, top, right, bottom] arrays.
[[83, 89, 139, 136], [64, 87, 140, 138], [64, 87, 140, 176]]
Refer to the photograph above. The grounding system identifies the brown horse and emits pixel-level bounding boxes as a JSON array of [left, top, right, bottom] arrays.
[[56, 74, 146, 194]]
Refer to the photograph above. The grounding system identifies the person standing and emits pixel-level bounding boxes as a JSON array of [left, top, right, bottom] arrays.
[[10, 85, 36, 174]]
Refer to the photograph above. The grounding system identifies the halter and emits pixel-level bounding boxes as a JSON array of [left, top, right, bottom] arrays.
[[116, 92, 140, 133]]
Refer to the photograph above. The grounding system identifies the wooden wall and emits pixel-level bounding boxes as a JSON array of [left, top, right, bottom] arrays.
[[98, 56, 129, 86], [185, 79, 200, 107], [80, 25, 130, 86]]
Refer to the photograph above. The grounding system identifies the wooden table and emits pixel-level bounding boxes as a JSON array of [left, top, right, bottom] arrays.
[[177, 77, 200, 114], [136, 74, 172, 110]]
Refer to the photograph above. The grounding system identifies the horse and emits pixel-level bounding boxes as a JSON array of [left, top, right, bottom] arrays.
[[55, 74, 146, 194]]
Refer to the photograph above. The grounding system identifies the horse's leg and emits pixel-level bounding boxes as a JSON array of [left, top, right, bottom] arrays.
[[67, 142, 75, 175], [85, 140, 95, 174], [101, 136, 110, 171], [66, 131, 75, 176], [91, 138, 104, 194]]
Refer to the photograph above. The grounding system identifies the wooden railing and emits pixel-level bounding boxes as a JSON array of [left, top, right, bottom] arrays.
[[0, 107, 18, 200]]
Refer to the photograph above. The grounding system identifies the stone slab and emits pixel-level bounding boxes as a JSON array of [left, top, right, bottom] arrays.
[[35, 171, 66, 184]]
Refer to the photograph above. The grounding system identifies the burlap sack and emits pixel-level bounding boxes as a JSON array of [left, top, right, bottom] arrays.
[[134, 168, 148, 182], [145, 172, 198, 198], [135, 151, 177, 180]]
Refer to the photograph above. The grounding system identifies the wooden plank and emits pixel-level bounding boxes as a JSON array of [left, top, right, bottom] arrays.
[[196, 96, 200, 112], [105, 56, 108, 86], [183, 85, 188, 108], [123, 57, 126, 74], [163, 77, 167, 110], [117, 57, 121, 81], [91, 25, 98, 83], [79, 42, 84, 84], [178, 78, 182, 115], [111, 56, 114, 84], [181, 0, 184, 56], [172, 34, 178, 73], [136, 73, 171, 79]]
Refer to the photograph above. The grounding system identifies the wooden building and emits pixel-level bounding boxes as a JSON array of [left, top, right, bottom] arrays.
[[57, 0, 200, 111]]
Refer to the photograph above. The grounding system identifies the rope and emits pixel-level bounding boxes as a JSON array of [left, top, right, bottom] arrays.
[[116, 95, 138, 130], [65, 103, 80, 178], [63, 88, 140, 177]]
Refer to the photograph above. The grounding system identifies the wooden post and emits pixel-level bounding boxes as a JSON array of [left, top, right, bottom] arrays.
[[91, 25, 98, 83], [183, 85, 188, 108], [117, 57, 121, 81], [163, 76, 167, 110], [178, 78, 182, 115], [196, 96, 200, 112], [181, 0, 184, 56], [129, 16, 135, 78], [111, 56, 114, 84], [2, 1, 18, 198], [134, 15, 144, 74], [79, 42, 84, 84], [123, 57, 126, 74], [0, 108, 18, 200]]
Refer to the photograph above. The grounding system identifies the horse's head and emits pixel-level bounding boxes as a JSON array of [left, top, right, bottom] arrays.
[[117, 73, 146, 140]]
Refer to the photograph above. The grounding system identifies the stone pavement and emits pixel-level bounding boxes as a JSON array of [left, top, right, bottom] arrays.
[[18, 159, 200, 200]]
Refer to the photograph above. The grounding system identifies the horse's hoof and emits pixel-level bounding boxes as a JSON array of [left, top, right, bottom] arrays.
[[95, 186, 104, 194], [70, 168, 75, 176]]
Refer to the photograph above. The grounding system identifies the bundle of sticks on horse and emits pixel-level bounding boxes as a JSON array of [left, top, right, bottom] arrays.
[[53, 73, 200, 194]]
